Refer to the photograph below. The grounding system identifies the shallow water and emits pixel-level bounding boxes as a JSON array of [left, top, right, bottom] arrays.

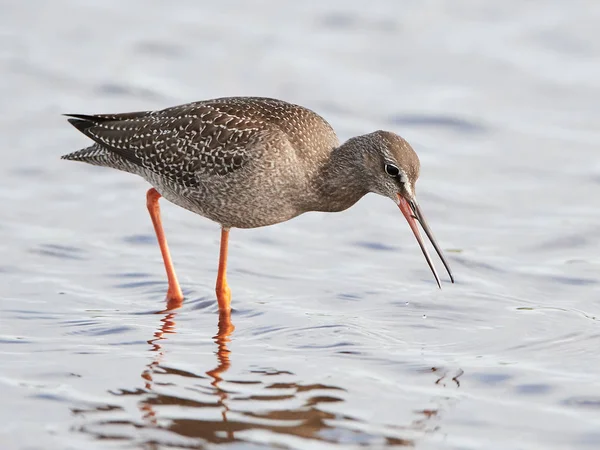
[[1, 0, 600, 449]]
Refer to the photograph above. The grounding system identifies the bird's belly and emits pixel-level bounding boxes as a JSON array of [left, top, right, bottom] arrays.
[[145, 172, 304, 229]]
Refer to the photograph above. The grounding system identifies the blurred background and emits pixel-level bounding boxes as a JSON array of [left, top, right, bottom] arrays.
[[1, 1, 599, 449]]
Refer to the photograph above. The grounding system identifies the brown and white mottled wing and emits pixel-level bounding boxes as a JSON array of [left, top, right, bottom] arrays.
[[63, 97, 338, 189], [64, 104, 268, 188]]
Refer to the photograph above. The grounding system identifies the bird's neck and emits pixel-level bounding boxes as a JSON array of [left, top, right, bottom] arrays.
[[304, 138, 370, 213]]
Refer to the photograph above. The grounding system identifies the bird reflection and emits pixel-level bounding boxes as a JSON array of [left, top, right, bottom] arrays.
[[203, 311, 234, 437], [138, 308, 179, 425], [73, 305, 458, 447], [138, 304, 235, 430], [137, 296, 182, 425]]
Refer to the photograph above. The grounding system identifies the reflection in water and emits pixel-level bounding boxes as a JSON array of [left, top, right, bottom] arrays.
[[201, 311, 234, 439], [432, 367, 464, 387], [73, 308, 458, 447]]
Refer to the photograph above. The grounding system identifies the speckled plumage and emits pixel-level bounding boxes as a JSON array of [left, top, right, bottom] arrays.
[[62, 96, 421, 229], [62, 96, 455, 300]]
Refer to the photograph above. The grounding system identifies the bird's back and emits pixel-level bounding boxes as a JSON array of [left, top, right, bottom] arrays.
[[63, 97, 338, 176]]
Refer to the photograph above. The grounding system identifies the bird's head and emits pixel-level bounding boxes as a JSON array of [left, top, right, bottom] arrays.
[[358, 130, 454, 287]]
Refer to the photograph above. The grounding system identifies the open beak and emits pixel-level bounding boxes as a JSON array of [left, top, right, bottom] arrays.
[[397, 194, 454, 288]]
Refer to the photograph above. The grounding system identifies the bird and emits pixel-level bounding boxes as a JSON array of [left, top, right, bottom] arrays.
[[62, 96, 454, 312]]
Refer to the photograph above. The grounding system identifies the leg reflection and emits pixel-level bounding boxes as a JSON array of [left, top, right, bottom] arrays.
[[74, 309, 458, 447], [140, 311, 179, 424], [139, 309, 235, 429], [205, 310, 235, 438]]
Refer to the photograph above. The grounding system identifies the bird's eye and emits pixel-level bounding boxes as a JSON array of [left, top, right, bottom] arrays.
[[385, 163, 400, 177]]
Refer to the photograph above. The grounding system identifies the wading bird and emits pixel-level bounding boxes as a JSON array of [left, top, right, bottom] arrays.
[[63, 97, 454, 312]]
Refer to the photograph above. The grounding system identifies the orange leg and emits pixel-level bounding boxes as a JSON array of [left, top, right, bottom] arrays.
[[146, 188, 184, 306], [215, 228, 232, 312]]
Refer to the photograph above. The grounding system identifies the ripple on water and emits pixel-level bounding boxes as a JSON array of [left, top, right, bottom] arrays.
[[72, 365, 430, 448], [545, 274, 597, 286], [60, 306, 458, 448], [352, 241, 398, 252], [182, 297, 215, 311], [514, 383, 553, 395], [562, 396, 600, 410], [471, 372, 513, 386], [30, 243, 87, 261], [63, 325, 136, 337], [0, 335, 32, 344], [389, 114, 487, 134], [107, 271, 193, 306], [93, 82, 163, 100], [122, 234, 156, 245], [112, 280, 166, 290]]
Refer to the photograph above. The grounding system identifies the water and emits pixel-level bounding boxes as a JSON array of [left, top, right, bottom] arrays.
[[1, 1, 600, 448]]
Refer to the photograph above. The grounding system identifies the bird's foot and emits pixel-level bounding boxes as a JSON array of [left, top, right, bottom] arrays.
[[165, 286, 184, 310], [218, 309, 235, 335], [216, 284, 232, 312]]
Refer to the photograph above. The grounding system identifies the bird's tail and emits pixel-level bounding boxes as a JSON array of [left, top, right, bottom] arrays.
[[61, 144, 113, 165]]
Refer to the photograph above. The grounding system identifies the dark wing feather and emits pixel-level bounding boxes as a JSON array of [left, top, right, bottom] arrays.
[[64, 97, 337, 187], [64, 111, 158, 168], [65, 103, 267, 187], [64, 111, 152, 123]]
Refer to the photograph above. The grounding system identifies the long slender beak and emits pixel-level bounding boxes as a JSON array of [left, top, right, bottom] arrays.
[[397, 194, 454, 288]]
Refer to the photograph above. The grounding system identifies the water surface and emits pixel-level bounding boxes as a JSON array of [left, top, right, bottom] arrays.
[[1, 1, 600, 449]]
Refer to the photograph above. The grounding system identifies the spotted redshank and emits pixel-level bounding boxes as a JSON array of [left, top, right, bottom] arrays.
[[62, 97, 454, 312]]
